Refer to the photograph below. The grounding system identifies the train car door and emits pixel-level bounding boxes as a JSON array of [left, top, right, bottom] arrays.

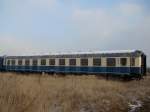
[[141, 54, 146, 75], [0, 57, 4, 71]]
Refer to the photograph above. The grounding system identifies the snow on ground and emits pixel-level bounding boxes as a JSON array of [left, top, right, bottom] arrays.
[[128, 100, 143, 112]]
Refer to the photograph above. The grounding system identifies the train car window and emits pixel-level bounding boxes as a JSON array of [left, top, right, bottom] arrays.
[[81, 59, 88, 66], [59, 59, 65, 66], [69, 59, 76, 66], [11, 60, 16, 66], [49, 59, 55, 65], [18, 60, 22, 66], [107, 58, 116, 66], [93, 58, 101, 66], [41, 59, 46, 66], [7, 60, 10, 66], [130, 58, 135, 66], [120, 58, 127, 66], [33, 60, 38, 66], [25, 60, 30, 66]]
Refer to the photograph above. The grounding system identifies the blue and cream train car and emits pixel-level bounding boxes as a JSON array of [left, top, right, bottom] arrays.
[[1, 50, 147, 77]]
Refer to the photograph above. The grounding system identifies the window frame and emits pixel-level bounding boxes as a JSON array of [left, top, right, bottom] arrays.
[[18, 60, 23, 66], [41, 59, 46, 66], [11, 60, 16, 66], [59, 59, 65, 66], [7, 60, 10, 66], [93, 58, 101, 66], [25, 59, 30, 66], [80, 58, 88, 66], [120, 58, 127, 66], [69, 59, 76, 66], [107, 58, 116, 67], [130, 57, 135, 67], [49, 59, 55, 66], [32, 59, 38, 66]]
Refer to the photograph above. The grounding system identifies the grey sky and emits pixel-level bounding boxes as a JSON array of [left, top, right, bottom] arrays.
[[0, 0, 150, 66]]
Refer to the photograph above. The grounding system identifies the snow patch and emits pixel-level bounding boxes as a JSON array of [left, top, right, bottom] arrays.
[[128, 100, 143, 112]]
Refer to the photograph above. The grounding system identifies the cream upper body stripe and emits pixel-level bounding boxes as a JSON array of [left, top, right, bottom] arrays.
[[4, 56, 141, 67]]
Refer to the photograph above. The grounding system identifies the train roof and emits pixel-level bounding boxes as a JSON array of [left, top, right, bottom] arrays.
[[4, 50, 145, 59]]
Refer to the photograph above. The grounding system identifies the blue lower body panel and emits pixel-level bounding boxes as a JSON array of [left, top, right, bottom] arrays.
[[4, 66, 141, 75]]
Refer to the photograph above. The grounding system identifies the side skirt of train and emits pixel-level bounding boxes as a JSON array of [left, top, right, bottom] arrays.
[[0, 67, 146, 79]]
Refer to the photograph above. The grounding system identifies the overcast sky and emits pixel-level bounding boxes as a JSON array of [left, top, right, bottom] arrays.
[[0, 0, 150, 66]]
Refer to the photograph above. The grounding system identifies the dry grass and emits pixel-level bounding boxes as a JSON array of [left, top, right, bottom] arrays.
[[0, 73, 150, 112]]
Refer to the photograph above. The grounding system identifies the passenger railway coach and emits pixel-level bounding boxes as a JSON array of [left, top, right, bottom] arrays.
[[0, 50, 147, 78]]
